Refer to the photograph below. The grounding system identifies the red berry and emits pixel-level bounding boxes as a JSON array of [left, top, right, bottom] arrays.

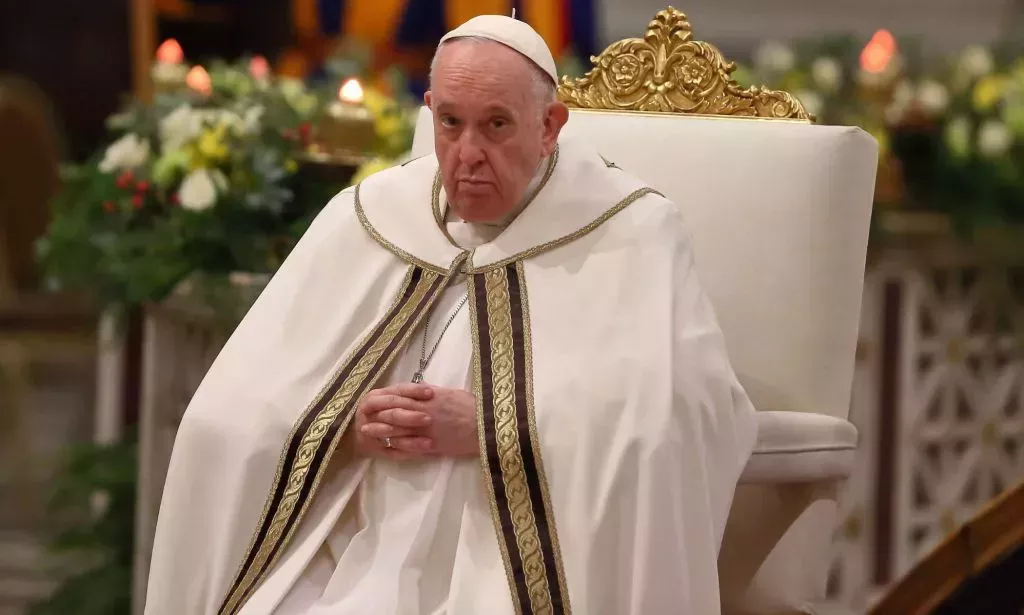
[[136, 180, 150, 192], [116, 170, 133, 189], [131, 194, 144, 209], [298, 123, 311, 138], [103, 201, 116, 213], [169, 193, 179, 205]]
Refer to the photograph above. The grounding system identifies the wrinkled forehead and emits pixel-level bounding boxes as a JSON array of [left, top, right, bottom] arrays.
[[433, 39, 534, 90]]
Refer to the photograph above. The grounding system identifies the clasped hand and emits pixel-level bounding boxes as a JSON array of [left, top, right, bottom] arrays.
[[355, 383, 478, 460]]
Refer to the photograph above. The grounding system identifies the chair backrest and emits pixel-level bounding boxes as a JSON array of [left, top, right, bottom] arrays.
[[413, 8, 878, 613]]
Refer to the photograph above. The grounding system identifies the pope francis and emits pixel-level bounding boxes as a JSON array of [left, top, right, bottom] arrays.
[[145, 15, 757, 615]]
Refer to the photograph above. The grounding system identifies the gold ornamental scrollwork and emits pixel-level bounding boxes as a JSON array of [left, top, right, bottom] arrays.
[[557, 7, 811, 121]]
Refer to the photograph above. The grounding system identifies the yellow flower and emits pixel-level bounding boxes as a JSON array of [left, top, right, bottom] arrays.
[[374, 113, 405, 141], [196, 125, 229, 165], [363, 87, 392, 117], [973, 75, 1007, 112], [284, 158, 298, 173], [351, 158, 395, 185]]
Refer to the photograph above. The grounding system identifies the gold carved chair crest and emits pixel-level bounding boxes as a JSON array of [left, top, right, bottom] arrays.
[[557, 7, 811, 120]]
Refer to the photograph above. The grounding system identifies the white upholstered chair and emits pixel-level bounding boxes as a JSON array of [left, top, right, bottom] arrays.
[[412, 8, 877, 615]]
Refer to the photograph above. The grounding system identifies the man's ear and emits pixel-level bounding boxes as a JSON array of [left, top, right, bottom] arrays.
[[424, 90, 433, 108], [541, 101, 569, 155]]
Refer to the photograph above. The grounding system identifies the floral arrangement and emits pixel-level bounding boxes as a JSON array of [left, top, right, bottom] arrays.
[[739, 35, 1024, 240], [38, 42, 417, 314]]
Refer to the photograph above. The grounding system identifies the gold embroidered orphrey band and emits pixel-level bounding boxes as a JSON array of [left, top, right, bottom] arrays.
[[470, 262, 572, 615], [216, 258, 465, 615]]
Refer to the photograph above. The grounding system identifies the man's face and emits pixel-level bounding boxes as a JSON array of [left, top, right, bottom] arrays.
[[425, 41, 567, 223]]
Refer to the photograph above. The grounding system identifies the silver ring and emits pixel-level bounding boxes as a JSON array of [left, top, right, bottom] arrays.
[[383, 437, 393, 449]]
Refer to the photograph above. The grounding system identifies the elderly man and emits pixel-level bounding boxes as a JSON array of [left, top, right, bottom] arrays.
[[145, 15, 756, 615]]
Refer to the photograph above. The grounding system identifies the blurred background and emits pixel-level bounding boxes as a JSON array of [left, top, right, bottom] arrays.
[[0, 1, 1022, 614]]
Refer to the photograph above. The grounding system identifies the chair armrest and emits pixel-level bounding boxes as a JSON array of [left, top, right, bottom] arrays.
[[739, 411, 858, 484]]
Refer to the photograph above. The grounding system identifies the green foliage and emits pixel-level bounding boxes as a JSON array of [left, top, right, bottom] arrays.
[[746, 38, 1024, 244], [29, 440, 138, 615], [38, 57, 416, 318]]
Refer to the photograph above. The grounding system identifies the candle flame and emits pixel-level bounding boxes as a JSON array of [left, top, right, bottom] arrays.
[[186, 66, 212, 95], [156, 39, 184, 65], [249, 55, 271, 79], [338, 78, 364, 104], [860, 29, 897, 74]]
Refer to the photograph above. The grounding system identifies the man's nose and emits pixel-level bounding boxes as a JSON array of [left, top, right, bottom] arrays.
[[457, 130, 485, 166]]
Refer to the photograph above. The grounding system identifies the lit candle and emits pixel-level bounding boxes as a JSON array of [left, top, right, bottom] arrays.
[[156, 39, 184, 65], [186, 66, 213, 96], [858, 29, 902, 91], [249, 55, 271, 81], [860, 30, 897, 75], [319, 78, 377, 155], [152, 38, 188, 93]]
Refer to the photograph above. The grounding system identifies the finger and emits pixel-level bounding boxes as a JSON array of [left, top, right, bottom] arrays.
[[386, 436, 434, 454], [360, 422, 421, 439], [359, 393, 427, 416], [374, 407, 432, 428], [373, 383, 435, 401]]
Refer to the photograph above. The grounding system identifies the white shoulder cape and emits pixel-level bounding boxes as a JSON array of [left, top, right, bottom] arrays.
[[145, 137, 757, 615]]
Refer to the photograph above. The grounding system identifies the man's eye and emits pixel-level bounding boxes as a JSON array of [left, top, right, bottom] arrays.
[[491, 118, 509, 129], [440, 115, 459, 128]]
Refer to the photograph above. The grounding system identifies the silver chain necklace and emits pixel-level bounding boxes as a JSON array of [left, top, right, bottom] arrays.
[[412, 292, 469, 383]]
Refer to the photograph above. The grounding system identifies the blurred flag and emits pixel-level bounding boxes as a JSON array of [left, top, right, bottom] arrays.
[[289, 0, 597, 66]]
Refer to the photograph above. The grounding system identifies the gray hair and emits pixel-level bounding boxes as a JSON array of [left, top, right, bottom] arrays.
[[428, 36, 556, 111]]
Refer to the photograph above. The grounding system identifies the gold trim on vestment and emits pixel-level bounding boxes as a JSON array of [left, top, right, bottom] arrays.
[[472, 264, 571, 614], [489, 266, 553, 612], [357, 149, 655, 276], [517, 260, 571, 607], [355, 183, 449, 275], [469, 270, 524, 614], [466, 187, 661, 273], [217, 257, 466, 615], [215, 264, 417, 615]]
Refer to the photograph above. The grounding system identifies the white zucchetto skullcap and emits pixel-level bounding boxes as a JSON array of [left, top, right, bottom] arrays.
[[438, 15, 558, 84]]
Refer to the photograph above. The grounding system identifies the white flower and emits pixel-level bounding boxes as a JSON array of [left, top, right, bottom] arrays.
[[178, 168, 227, 211], [209, 109, 245, 133], [160, 104, 204, 151], [959, 46, 994, 79], [242, 105, 265, 135], [977, 120, 1012, 157], [796, 90, 824, 117], [917, 80, 950, 115], [885, 101, 908, 125], [98, 133, 150, 173], [754, 41, 795, 73], [811, 57, 843, 92], [892, 80, 915, 106], [885, 81, 916, 124]]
